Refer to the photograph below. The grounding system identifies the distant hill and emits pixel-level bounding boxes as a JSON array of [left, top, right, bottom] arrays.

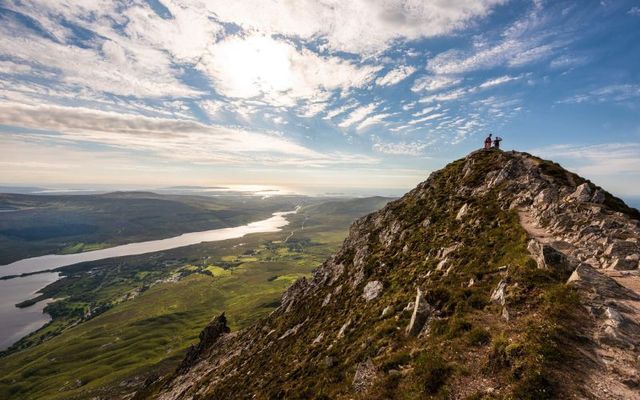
[[0, 186, 47, 194], [0, 192, 306, 265], [303, 196, 395, 217]]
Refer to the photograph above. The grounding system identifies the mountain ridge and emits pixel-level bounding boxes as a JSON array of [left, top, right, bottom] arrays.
[[137, 149, 640, 400]]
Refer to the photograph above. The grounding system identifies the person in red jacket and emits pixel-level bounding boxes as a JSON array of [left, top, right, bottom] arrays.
[[484, 134, 492, 149]]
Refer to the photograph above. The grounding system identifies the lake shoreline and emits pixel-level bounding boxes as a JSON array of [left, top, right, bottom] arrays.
[[0, 210, 296, 351]]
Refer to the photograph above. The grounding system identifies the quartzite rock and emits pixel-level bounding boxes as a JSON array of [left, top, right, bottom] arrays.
[[406, 288, 432, 336]]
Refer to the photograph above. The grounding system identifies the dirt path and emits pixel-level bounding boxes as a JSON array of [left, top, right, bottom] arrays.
[[517, 210, 554, 244]]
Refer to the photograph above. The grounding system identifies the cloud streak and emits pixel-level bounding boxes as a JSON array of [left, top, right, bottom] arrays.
[[0, 103, 377, 167]]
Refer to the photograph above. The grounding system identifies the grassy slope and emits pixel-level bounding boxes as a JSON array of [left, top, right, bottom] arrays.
[[0, 197, 390, 400]]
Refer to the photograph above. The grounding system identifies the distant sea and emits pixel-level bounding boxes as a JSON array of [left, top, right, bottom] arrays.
[[626, 197, 640, 210]]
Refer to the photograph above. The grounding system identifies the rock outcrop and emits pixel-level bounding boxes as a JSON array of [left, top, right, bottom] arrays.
[[175, 313, 230, 374]]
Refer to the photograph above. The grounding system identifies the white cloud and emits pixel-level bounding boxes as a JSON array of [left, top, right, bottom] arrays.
[[408, 112, 447, 125], [412, 105, 441, 117], [0, 2, 206, 98], [558, 84, 640, 104], [412, 75, 462, 92], [338, 103, 380, 129], [372, 140, 428, 156], [205, 0, 507, 54], [427, 39, 559, 74], [376, 66, 417, 86], [200, 35, 381, 107], [0, 60, 32, 74], [478, 75, 521, 89], [323, 101, 359, 120], [0, 103, 377, 167], [419, 88, 467, 103], [357, 113, 392, 131], [628, 6, 640, 16], [549, 55, 588, 69], [426, 3, 564, 75]]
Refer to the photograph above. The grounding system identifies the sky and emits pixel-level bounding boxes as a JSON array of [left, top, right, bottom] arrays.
[[0, 0, 639, 198]]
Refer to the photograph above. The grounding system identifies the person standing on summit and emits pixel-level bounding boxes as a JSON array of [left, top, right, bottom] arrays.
[[493, 136, 503, 149], [484, 134, 492, 149]]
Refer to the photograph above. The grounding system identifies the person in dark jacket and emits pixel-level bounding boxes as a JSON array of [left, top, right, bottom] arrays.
[[493, 136, 503, 149]]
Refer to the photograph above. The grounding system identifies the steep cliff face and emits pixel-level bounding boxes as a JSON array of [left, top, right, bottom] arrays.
[[140, 150, 640, 400]]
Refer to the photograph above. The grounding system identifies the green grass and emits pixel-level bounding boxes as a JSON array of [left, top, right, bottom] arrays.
[[0, 240, 321, 399], [60, 242, 110, 254]]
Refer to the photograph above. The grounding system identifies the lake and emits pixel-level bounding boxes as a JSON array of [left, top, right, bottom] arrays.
[[0, 272, 60, 350], [0, 210, 295, 350]]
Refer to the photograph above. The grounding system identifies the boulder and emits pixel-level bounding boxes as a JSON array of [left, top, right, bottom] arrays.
[[567, 264, 640, 300], [322, 293, 332, 307], [567, 183, 592, 203], [527, 240, 578, 275], [362, 281, 383, 302], [533, 187, 558, 207], [456, 203, 470, 220], [440, 244, 459, 258], [608, 258, 638, 271], [490, 280, 507, 306], [604, 240, 639, 259], [488, 159, 525, 188], [406, 288, 432, 336]]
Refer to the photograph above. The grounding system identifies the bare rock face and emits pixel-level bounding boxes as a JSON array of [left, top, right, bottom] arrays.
[[591, 189, 606, 204], [566, 264, 640, 394], [362, 281, 383, 302], [177, 313, 230, 373], [406, 288, 432, 336], [567, 183, 592, 203], [567, 264, 639, 301]]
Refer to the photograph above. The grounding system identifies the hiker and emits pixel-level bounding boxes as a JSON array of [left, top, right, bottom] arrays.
[[484, 134, 492, 149], [493, 136, 503, 149]]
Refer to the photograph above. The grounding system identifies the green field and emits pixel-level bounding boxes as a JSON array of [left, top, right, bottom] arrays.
[[0, 197, 390, 400]]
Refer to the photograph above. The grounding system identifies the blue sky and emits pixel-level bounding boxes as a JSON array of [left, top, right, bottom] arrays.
[[0, 0, 639, 198]]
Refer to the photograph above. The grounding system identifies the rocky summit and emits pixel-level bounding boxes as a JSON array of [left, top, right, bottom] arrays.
[[135, 150, 640, 400]]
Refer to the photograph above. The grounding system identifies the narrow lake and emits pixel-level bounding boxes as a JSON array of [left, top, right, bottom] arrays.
[[0, 210, 295, 350]]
